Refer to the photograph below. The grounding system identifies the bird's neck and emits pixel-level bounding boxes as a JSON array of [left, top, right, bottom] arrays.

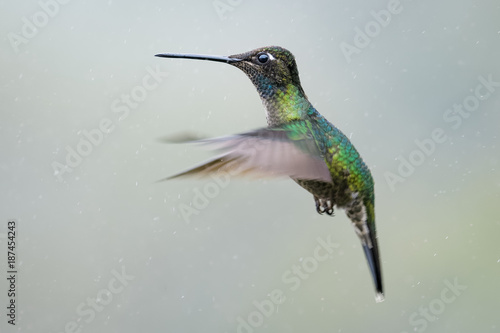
[[256, 81, 312, 127]]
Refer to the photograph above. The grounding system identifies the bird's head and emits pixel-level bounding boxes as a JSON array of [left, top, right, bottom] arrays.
[[156, 46, 305, 96], [228, 46, 303, 92]]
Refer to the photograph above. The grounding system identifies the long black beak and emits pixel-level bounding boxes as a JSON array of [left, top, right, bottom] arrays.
[[155, 53, 242, 64]]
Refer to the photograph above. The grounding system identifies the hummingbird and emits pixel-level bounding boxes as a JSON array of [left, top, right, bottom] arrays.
[[155, 46, 384, 302]]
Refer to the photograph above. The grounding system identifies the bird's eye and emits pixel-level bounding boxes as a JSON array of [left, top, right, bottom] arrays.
[[257, 52, 270, 64]]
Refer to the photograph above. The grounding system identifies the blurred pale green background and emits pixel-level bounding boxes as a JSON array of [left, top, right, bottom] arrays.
[[1, 0, 499, 332]]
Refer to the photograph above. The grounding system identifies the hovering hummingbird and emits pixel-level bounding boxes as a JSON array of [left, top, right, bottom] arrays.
[[155, 46, 383, 302]]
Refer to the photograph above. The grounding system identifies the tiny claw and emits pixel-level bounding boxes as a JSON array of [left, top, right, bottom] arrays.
[[314, 197, 335, 216], [315, 197, 324, 214]]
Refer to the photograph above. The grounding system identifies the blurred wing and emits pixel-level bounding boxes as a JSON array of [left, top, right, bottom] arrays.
[[163, 125, 331, 182]]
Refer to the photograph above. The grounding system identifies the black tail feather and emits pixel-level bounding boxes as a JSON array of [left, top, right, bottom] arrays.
[[362, 241, 384, 302]]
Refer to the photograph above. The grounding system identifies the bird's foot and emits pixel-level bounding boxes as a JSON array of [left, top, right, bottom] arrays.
[[315, 197, 334, 216]]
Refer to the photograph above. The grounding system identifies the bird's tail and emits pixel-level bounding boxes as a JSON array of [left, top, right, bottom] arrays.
[[348, 199, 384, 302], [362, 202, 384, 302], [361, 238, 384, 302]]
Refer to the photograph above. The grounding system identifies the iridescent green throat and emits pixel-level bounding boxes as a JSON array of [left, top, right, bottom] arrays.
[[258, 82, 312, 127]]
